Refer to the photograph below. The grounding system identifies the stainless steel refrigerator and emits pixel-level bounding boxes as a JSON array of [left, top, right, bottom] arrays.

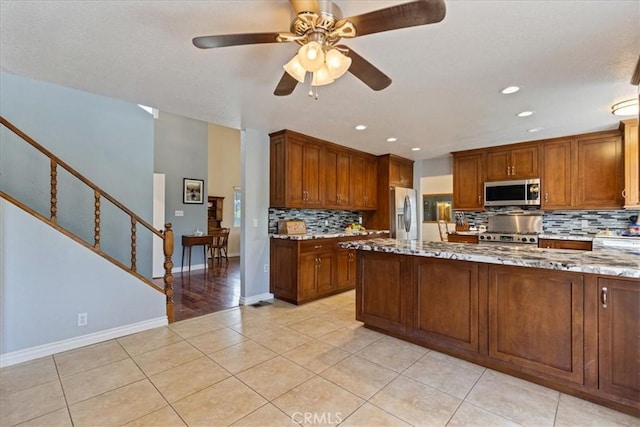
[[390, 186, 418, 240]]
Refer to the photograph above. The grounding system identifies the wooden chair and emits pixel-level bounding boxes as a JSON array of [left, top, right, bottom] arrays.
[[209, 228, 230, 267], [437, 220, 449, 241]]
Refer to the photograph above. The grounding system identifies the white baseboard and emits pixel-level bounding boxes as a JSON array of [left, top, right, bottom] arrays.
[[0, 316, 168, 368], [239, 292, 274, 306]]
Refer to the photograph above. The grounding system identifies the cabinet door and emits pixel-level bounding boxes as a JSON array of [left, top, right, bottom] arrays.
[[486, 149, 511, 181], [325, 148, 351, 208], [389, 158, 413, 187], [364, 156, 378, 208], [575, 136, 624, 208], [303, 142, 323, 207], [622, 119, 640, 208], [510, 145, 538, 178], [356, 252, 409, 334], [414, 258, 479, 353], [315, 251, 335, 294], [488, 266, 584, 384], [598, 278, 640, 401], [298, 252, 318, 299], [541, 140, 572, 209], [453, 153, 484, 210], [335, 248, 356, 289]]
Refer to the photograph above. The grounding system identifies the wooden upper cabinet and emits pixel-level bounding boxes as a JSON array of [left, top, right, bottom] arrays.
[[389, 156, 414, 187], [324, 147, 351, 209], [453, 152, 484, 210], [541, 139, 573, 210], [269, 130, 323, 208], [486, 145, 538, 181], [621, 119, 640, 208], [575, 134, 624, 208], [351, 154, 377, 210]]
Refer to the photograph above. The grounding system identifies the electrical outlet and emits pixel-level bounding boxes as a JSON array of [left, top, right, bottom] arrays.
[[324, 220, 329, 226], [263, 264, 269, 273], [581, 219, 589, 229], [175, 210, 184, 217], [77, 312, 88, 327]]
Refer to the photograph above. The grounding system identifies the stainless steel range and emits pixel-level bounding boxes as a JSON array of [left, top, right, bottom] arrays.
[[478, 213, 542, 245]]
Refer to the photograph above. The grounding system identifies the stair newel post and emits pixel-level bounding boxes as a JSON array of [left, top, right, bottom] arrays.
[[50, 158, 58, 224], [94, 190, 101, 249], [163, 223, 175, 323], [130, 216, 137, 272]]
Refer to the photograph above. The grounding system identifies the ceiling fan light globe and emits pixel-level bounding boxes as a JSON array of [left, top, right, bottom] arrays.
[[311, 64, 335, 86], [298, 41, 325, 72], [326, 49, 351, 79], [283, 56, 307, 83]]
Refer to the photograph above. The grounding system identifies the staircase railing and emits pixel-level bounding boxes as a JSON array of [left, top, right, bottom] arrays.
[[0, 116, 175, 322]]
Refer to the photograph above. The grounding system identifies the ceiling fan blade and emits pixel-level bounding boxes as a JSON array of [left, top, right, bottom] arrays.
[[274, 72, 299, 96], [193, 33, 282, 49], [342, 0, 446, 37], [289, 0, 320, 15], [338, 45, 391, 91]]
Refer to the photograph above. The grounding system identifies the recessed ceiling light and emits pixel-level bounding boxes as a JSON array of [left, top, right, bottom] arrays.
[[386, 137, 397, 142], [527, 127, 544, 133], [411, 147, 421, 151], [501, 86, 520, 94], [354, 125, 367, 131], [516, 110, 534, 117]]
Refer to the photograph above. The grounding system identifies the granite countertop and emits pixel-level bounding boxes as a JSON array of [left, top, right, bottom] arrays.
[[339, 238, 640, 278], [270, 230, 389, 240]]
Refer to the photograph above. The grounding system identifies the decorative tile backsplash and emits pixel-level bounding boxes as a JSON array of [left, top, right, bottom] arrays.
[[269, 208, 361, 233], [460, 206, 637, 236]]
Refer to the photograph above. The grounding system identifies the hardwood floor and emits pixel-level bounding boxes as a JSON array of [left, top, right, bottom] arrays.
[[154, 256, 241, 322]]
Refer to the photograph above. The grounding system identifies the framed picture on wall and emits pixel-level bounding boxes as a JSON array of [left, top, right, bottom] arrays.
[[183, 178, 204, 204]]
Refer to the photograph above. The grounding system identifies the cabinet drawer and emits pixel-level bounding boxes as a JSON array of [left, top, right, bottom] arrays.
[[299, 240, 333, 253]]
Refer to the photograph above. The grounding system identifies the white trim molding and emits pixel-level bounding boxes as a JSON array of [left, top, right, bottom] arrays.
[[1, 317, 167, 368], [239, 292, 274, 306]]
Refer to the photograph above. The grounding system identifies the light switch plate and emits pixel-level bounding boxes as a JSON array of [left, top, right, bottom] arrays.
[[175, 210, 184, 217]]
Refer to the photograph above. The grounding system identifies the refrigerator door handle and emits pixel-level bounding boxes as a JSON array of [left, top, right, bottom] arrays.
[[403, 195, 412, 232]]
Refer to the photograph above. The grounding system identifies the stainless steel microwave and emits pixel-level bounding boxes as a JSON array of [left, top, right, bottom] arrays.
[[484, 179, 541, 206]]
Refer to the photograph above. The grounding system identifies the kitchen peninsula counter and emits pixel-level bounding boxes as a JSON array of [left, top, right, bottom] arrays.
[[339, 238, 639, 278], [341, 238, 639, 415]]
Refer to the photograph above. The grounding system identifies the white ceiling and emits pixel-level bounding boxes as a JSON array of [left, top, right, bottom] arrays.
[[1, 0, 638, 161]]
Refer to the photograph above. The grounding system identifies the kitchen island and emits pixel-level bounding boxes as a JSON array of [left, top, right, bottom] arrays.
[[339, 238, 639, 416]]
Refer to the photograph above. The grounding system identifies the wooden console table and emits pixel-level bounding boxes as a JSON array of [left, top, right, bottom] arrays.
[[181, 235, 212, 272]]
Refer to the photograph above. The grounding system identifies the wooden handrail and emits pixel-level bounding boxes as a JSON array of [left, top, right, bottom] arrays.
[[1, 116, 175, 323]]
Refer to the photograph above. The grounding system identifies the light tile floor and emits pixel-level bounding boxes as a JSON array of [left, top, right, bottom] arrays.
[[1, 290, 638, 427]]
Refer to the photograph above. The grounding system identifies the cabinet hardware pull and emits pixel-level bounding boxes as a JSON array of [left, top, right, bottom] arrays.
[[544, 192, 549, 202], [477, 195, 481, 205], [601, 287, 608, 308], [512, 166, 515, 175], [622, 189, 627, 199], [507, 166, 510, 175], [314, 245, 322, 249]]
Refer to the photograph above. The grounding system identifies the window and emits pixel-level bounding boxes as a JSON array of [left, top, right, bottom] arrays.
[[233, 187, 241, 227]]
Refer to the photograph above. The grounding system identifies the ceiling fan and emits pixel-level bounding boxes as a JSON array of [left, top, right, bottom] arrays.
[[192, 0, 446, 97]]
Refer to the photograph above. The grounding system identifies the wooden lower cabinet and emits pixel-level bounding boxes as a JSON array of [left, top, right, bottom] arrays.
[[356, 252, 410, 334], [488, 266, 584, 384], [413, 258, 479, 354], [270, 234, 385, 304], [597, 277, 640, 403], [355, 251, 639, 416]]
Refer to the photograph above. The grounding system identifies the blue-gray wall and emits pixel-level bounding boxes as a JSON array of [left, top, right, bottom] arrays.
[[0, 71, 154, 276], [154, 112, 208, 269]]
